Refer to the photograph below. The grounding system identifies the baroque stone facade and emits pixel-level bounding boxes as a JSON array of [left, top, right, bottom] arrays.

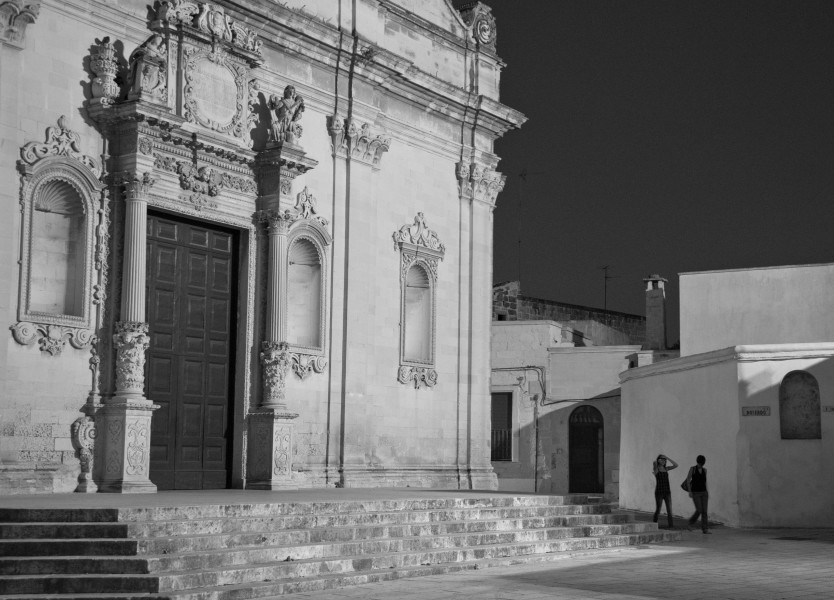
[[0, 0, 524, 493]]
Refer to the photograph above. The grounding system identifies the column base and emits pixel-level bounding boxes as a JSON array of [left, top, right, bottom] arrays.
[[96, 399, 159, 494], [246, 409, 299, 490]]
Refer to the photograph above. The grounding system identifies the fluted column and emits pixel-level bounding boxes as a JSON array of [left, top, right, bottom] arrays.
[[99, 172, 158, 493]]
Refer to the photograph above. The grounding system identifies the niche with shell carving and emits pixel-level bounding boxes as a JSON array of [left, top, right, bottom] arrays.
[[12, 117, 104, 355]]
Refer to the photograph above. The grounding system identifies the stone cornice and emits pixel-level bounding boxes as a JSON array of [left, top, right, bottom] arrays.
[[620, 343, 834, 384]]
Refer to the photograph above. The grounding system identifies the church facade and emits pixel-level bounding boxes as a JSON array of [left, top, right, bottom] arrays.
[[0, 0, 524, 493]]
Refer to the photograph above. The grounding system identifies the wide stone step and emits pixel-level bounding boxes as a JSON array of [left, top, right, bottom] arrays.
[[0, 556, 150, 575], [133, 513, 629, 555], [0, 523, 130, 540], [120, 503, 615, 539], [0, 539, 139, 557], [150, 531, 673, 592], [0, 573, 158, 595], [0, 509, 121, 524]]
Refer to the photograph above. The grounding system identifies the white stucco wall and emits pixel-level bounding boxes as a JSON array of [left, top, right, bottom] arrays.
[[620, 350, 741, 526], [679, 263, 834, 356], [621, 344, 834, 528]]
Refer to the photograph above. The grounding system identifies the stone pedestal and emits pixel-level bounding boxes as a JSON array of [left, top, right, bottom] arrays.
[[97, 401, 158, 493], [246, 409, 299, 490]]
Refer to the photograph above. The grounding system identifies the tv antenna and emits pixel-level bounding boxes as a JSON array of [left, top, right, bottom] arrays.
[[599, 265, 620, 313]]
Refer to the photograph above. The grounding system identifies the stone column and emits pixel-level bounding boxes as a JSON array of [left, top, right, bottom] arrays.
[[246, 143, 316, 490], [98, 173, 158, 493]]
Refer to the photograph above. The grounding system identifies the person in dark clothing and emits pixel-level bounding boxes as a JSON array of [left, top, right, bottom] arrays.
[[652, 454, 678, 529], [686, 455, 710, 533]]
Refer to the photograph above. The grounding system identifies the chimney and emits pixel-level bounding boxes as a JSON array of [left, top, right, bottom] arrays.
[[643, 274, 667, 350]]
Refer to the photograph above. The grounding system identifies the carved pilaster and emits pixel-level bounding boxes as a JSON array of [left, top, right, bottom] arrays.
[[0, 0, 40, 49], [97, 402, 158, 493], [255, 143, 318, 211], [327, 115, 391, 168], [246, 409, 298, 490], [71, 416, 97, 493]]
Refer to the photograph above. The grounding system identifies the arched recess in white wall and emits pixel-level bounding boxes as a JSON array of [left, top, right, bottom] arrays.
[[12, 116, 105, 355], [779, 370, 821, 440]]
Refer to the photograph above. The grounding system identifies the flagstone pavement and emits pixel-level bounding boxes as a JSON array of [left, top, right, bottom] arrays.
[[284, 517, 834, 600]]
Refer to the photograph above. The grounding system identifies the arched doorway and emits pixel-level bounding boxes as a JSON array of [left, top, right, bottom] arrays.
[[569, 405, 604, 493]]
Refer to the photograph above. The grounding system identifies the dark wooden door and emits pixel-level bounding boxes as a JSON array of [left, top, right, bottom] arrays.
[[568, 405, 604, 493], [146, 214, 237, 490]]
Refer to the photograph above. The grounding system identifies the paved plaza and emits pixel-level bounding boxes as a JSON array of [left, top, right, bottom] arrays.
[[283, 519, 834, 600]]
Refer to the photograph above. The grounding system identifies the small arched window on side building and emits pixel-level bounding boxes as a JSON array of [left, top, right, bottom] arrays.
[[12, 116, 104, 355], [393, 213, 445, 389], [779, 370, 821, 440]]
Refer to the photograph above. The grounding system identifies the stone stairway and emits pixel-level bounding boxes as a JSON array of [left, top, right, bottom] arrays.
[[0, 494, 680, 599]]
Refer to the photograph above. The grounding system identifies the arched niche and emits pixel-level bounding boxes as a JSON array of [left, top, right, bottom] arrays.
[[779, 370, 821, 440]]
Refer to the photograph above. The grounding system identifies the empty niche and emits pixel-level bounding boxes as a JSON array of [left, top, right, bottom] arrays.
[[779, 370, 821, 440], [403, 263, 432, 363], [29, 180, 86, 316], [287, 237, 321, 349]]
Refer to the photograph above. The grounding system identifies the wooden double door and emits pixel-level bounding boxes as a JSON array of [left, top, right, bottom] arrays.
[[146, 213, 238, 490]]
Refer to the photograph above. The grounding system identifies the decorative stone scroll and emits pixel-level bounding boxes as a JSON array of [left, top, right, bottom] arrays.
[[291, 353, 327, 381], [156, 1, 263, 56], [393, 213, 445, 390], [455, 161, 506, 207], [113, 321, 150, 394], [11, 322, 95, 355], [20, 115, 101, 177], [327, 115, 391, 168], [0, 0, 40, 48], [293, 186, 328, 228], [458, 2, 497, 50], [71, 416, 97, 493]]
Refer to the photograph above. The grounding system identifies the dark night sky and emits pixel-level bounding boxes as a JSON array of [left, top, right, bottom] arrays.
[[476, 1, 834, 344]]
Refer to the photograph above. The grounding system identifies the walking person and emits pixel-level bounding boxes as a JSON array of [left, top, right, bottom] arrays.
[[652, 454, 678, 529], [686, 455, 710, 533]]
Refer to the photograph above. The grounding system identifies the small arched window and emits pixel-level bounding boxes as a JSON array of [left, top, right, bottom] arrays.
[[779, 371, 821, 440], [287, 237, 322, 349], [393, 213, 445, 389]]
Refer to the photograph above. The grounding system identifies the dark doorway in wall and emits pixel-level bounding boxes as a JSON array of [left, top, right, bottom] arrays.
[[569, 405, 604, 493], [491, 392, 513, 461], [146, 213, 238, 490]]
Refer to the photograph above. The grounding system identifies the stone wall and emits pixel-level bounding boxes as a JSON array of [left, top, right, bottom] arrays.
[[493, 281, 646, 347]]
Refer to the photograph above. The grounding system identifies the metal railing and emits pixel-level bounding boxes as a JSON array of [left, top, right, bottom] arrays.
[[491, 429, 512, 461]]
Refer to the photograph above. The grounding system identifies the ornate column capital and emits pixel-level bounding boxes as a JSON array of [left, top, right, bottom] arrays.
[[327, 114, 391, 168], [260, 341, 291, 408], [257, 208, 297, 235], [455, 160, 506, 208], [0, 0, 40, 49], [120, 171, 155, 201], [113, 321, 150, 396]]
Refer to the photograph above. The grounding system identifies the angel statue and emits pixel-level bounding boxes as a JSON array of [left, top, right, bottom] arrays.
[[268, 85, 305, 144]]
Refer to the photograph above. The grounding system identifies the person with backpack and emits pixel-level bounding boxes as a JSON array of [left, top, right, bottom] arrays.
[[685, 455, 710, 533], [652, 454, 678, 529]]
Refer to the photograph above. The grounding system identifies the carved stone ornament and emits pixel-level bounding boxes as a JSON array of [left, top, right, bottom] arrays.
[[113, 321, 150, 394], [121, 171, 155, 199], [458, 2, 497, 50], [128, 35, 168, 104], [154, 153, 256, 197], [291, 353, 327, 381], [183, 46, 249, 138], [71, 416, 97, 493], [20, 115, 102, 178], [125, 419, 151, 476], [455, 160, 506, 207], [326, 115, 391, 167], [294, 186, 329, 228], [89, 37, 120, 106], [392, 212, 446, 255], [268, 85, 304, 145], [258, 208, 297, 234], [11, 322, 95, 355], [398, 365, 438, 390], [261, 341, 291, 405], [156, 1, 263, 57], [0, 0, 40, 48]]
